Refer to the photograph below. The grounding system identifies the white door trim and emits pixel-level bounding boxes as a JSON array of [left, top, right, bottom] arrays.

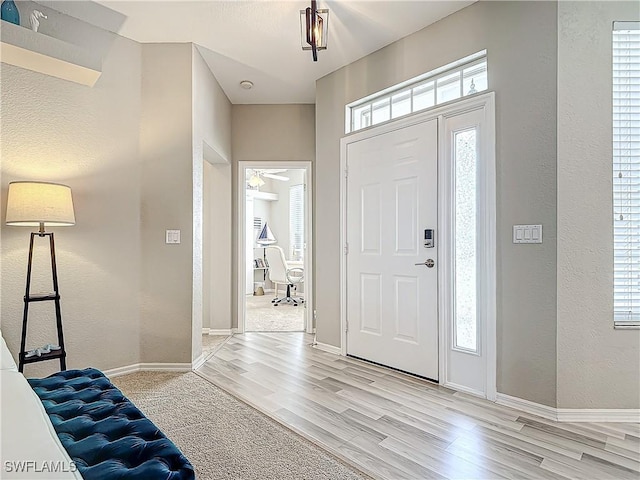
[[236, 161, 313, 335], [340, 92, 496, 399]]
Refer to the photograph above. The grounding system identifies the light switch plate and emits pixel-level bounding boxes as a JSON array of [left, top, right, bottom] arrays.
[[513, 225, 542, 244], [166, 229, 181, 244]]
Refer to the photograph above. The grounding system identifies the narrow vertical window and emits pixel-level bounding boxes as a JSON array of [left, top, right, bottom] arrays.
[[613, 22, 640, 327], [290, 184, 305, 261], [454, 129, 478, 351]]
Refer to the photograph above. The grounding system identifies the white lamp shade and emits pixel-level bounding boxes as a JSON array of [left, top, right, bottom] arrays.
[[6, 181, 75, 227]]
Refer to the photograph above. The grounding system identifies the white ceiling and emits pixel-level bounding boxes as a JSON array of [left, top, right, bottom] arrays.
[[96, 1, 473, 104]]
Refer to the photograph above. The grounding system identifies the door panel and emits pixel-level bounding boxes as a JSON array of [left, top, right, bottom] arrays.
[[394, 275, 419, 343], [361, 184, 382, 254], [395, 179, 418, 255], [360, 274, 382, 334], [346, 119, 438, 380]]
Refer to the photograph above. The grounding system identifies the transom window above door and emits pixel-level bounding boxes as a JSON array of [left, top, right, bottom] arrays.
[[345, 50, 488, 134]]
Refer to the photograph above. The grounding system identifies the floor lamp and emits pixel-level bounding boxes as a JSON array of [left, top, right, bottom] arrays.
[[5, 181, 76, 372]]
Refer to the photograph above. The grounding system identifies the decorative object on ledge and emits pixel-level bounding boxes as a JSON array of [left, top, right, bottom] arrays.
[[1, 0, 20, 25], [300, 0, 328, 62], [6, 181, 76, 373], [257, 222, 277, 246], [29, 9, 47, 32]]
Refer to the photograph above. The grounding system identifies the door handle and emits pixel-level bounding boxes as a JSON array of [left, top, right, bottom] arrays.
[[415, 259, 435, 268]]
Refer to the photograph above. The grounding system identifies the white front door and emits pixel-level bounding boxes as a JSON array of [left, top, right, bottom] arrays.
[[346, 119, 438, 380]]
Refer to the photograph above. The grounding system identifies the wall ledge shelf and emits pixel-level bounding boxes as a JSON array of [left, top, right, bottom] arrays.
[[247, 190, 279, 201], [0, 20, 101, 86]]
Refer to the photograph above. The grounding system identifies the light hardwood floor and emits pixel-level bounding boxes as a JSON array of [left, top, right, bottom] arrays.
[[197, 332, 640, 480]]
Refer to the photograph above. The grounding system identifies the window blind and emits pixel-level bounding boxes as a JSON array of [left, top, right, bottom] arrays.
[[613, 22, 640, 327], [289, 184, 305, 261]]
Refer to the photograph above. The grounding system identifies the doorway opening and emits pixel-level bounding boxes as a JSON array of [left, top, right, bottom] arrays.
[[238, 162, 313, 334]]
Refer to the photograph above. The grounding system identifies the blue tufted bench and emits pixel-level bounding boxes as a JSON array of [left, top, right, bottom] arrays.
[[27, 368, 195, 480]]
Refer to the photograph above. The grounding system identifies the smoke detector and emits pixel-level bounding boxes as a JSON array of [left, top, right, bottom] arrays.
[[239, 80, 253, 90]]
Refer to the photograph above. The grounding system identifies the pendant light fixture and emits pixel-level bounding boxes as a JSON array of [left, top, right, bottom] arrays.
[[300, 0, 329, 62]]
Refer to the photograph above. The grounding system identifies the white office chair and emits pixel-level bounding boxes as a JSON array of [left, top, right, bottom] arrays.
[[265, 246, 304, 306]]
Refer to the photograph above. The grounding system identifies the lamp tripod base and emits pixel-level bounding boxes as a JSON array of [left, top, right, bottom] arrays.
[[18, 230, 67, 373]]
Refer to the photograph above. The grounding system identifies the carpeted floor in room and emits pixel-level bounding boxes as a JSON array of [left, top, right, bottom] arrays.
[[245, 294, 304, 332], [112, 371, 366, 480]]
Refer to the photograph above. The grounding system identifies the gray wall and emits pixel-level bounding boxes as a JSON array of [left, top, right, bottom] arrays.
[[1, 31, 142, 376], [232, 105, 315, 162], [1, 15, 229, 368], [203, 161, 232, 331], [557, 1, 640, 409], [315, 1, 559, 406], [139, 43, 194, 364], [194, 47, 232, 334], [1, 14, 233, 369], [231, 104, 315, 328]]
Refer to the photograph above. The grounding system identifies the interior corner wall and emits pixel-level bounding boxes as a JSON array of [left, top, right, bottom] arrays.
[[193, 46, 232, 341], [315, 1, 558, 406], [230, 104, 315, 328], [139, 43, 194, 364], [557, 1, 640, 409], [203, 161, 234, 331], [0, 32, 142, 376]]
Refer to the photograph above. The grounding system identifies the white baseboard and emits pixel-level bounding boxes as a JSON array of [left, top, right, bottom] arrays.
[[103, 363, 192, 378], [202, 328, 236, 336], [495, 393, 640, 423], [103, 364, 139, 378], [312, 342, 341, 356], [495, 393, 558, 421], [192, 354, 207, 370], [556, 409, 640, 423]]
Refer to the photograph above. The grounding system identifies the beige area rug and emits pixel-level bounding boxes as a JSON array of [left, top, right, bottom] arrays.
[[112, 371, 366, 480], [245, 294, 304, 332]]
